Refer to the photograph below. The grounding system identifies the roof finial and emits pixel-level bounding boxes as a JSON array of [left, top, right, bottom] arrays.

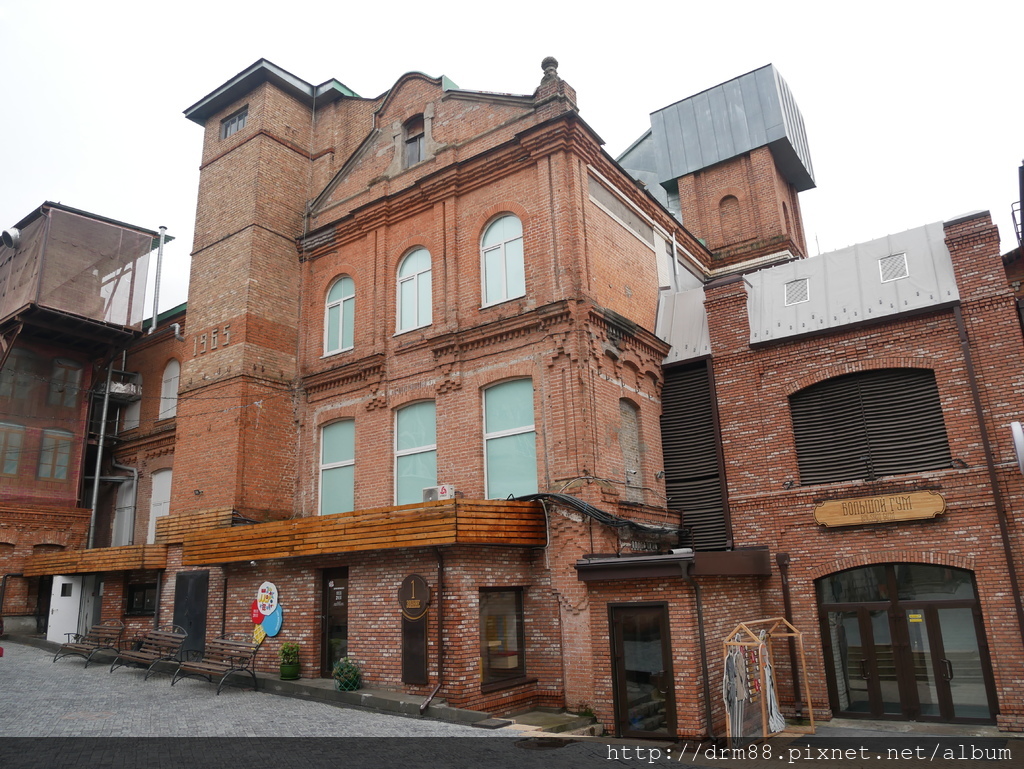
[[541, 56, 559, 81]]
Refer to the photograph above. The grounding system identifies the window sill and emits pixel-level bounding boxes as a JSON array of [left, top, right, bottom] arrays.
[[480, 676, 536, 694], [480, 295, 526, 311], [393, 324, 431, 337], [321, 347, 355, 360]]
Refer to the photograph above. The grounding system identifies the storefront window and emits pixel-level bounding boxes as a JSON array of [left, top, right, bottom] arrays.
[[479, 588, 525, 685]]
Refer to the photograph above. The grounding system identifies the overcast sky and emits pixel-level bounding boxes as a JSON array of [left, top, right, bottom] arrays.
[[1, 1, 1020, 314]]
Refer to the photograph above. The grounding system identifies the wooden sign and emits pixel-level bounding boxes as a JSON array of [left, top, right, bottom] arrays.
[[398, 574, 431, 685], [814, 491, 945, 528]]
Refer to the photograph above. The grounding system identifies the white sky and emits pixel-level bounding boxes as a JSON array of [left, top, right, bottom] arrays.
[[1, 1, 1020, 314]]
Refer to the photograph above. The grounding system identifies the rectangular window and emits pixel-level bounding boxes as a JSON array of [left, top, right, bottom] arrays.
[[126, 583, 157, 615], [395, 401, 436, 505], [0, 422, 24, 475], [484, 380, 538, 499], [38, 430, 73, 480], [0, 349, 34, 399], [320, 420, 355, 515], [221, 107, 248, 139], [479, 588, 525, 686], [48, 359, 82, 408]]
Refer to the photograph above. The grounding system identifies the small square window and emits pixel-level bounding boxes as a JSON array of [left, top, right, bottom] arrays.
[[126, 583, 157, 615], [784, 278, 810, 306], [60, 583, 73, 597], [221, 107, 248, 140], [879, 253, 909, 283]]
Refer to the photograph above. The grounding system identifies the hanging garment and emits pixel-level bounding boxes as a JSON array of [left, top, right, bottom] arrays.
[[759, 631, 786, 734]]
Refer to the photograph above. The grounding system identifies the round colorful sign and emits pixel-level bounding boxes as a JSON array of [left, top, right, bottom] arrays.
[[256, 581, 279, 616], [262, 604, 283, 637]]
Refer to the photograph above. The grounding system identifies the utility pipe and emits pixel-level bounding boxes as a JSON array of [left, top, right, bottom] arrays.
[[775, 552, 803, 718], [149, 226, 166, 334], [87, 362, 114, 549], [953, 305, 1024, 645], [420, 548, 446, 714], [682, 563, 715, 744]]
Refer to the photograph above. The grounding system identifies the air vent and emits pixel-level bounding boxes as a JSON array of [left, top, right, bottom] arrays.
[[785, 278, 810, 306], [879, 253, 909, 282]]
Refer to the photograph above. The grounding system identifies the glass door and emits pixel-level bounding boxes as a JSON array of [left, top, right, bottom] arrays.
[[321, 569, 349, 677], [609, 603, 676, 738]]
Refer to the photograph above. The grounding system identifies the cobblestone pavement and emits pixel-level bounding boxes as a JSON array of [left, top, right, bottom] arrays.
[[0, 640, 507, 737]]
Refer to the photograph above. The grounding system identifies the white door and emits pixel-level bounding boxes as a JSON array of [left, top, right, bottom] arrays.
[[45, 575, 82, 643], [147, 468, 172, 544]]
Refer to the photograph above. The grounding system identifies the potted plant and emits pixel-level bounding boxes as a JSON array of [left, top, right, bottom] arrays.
[[279, 642, 301, 680], [332, 656, 361, 691]]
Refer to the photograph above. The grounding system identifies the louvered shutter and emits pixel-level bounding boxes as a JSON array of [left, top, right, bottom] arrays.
[[790, 369, 951, 485], [661, 363, 728, 550]]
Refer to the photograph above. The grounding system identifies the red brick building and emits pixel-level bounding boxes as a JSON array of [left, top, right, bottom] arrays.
[[9, 61, 1024, 740]]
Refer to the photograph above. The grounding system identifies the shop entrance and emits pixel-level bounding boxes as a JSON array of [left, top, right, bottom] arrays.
[[609, 602, 676, 738], [817, 564, 997, 723], [321, 569, 349, 677]]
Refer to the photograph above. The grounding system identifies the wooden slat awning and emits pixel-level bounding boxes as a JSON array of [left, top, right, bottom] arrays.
[[180, 499, 546, 566], [22, 544, 167, 577]]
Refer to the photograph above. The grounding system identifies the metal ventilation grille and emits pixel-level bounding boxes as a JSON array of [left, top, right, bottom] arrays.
[[661, 362, 728, 550], [785, 278, 810, 305], [879, 253, 909, 282], [790, 368, 951, 485]]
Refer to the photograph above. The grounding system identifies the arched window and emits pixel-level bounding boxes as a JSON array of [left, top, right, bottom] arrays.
[[324, 276, 355, 355], [147, 468, 172, 544], [404, 115, 425, 167], [484, 379, 537, 499], [790, 369, 951, 485], [320, 419, 355, 515], [719, 195, 742, 243], [159, 359, 180, 420], [395, 401, 436, 505], [481, 214, 525, 306], [397, 248, 432, 332]]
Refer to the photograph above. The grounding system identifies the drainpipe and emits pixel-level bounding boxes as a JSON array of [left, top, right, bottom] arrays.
[[954, 305, 1024, 644], [420, 547, 446, 715], [149, 226, 167, 335], [0, 573, 24, 636], [88, 362, 114, 549], [775, 553, 803, 718], [681, 562, 715, 744], [110, 460, 138, 546]]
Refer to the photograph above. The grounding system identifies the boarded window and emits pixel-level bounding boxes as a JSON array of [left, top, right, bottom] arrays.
[[790, 368, 951, 485]]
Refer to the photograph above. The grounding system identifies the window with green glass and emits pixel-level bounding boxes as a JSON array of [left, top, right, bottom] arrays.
[[0, 422, 24, 475], [38, 429, 72, 480], [484, 379, 537, 499], [481, 214, 525, 306], [325, 276, 355, 355], [397, 248, 432, 332], [321, 420, 355, 515], [395, 401, 436, 505]]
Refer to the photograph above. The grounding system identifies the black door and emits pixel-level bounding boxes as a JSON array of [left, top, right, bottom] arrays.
[[609, 603, 677, 738], [818, 564, 996, 724], [173, 570, 209, 657], [321, 569, 349, 677]]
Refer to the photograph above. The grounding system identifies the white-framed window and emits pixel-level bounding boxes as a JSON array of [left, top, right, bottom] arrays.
[[38, 429, 73, 480], [147, 468, 172, 544], [122, 374, 142, 431], [397, 248, 432, 333], [221, 107, 248, 139], [159, 359, 180, 420], [481, 214, 525, 306], [324, 276, 355, 355], [320, 419, 355, 515], [395, 401, 436, 505], [484, 379, 537, 499], [48, 359, 82, 408], [0, 422, 24, 475]]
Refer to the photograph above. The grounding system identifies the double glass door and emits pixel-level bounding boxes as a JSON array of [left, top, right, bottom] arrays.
[[819, 564, 996, 723]]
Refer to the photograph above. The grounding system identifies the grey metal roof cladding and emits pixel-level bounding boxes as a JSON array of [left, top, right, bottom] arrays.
[[745, 222, 960, 344], [656, 287, 712, 365], [624, 65, 815, 194]]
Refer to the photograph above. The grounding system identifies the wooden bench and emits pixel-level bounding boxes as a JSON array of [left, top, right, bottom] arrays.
[[172, 633, 263, 694], [53, 619, 124, 668], [109, 624, 187, 680]]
